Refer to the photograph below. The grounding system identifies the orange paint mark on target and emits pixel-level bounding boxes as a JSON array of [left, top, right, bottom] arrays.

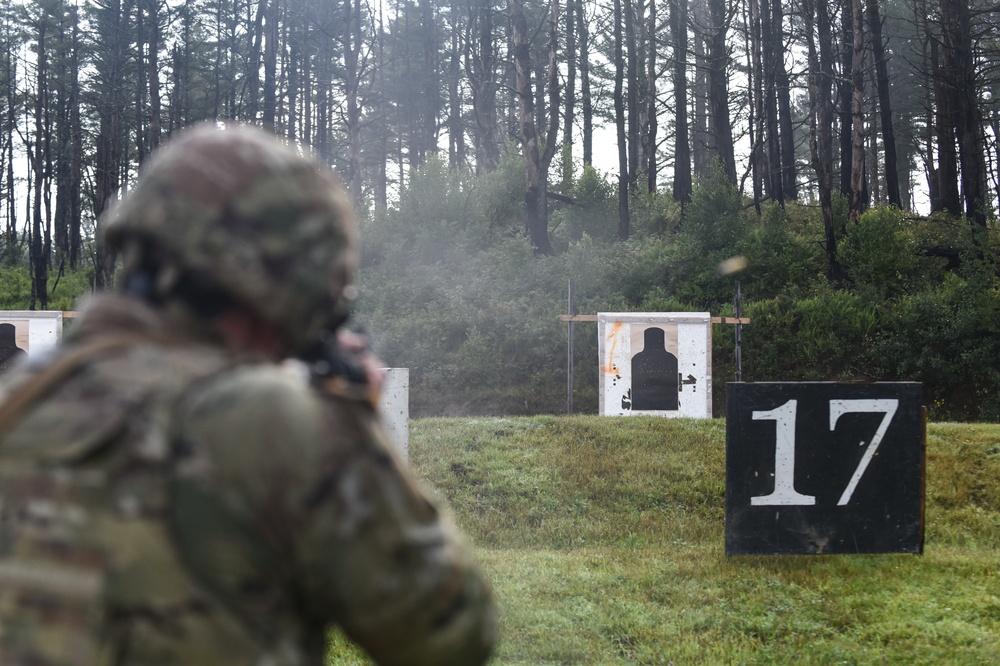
[[600, 321, 624, 375]]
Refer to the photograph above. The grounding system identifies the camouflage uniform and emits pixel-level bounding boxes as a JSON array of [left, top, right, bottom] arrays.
[[0, 125, 496, 666]]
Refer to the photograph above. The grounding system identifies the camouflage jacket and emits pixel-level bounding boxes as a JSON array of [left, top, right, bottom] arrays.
[[0, 294, 496, 666]]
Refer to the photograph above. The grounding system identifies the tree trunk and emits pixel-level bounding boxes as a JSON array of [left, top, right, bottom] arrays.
[[578, 0, 593, 166], [804, 0, 843, 281], [146, 0, 161, 151], [838, 0, 853, 196], [303, 17, 313, 147], [262, 0, 278, 129], [992, 109, 1000, 216], [744, 0, 763, 211], [374, 3, 387, 207], [774, 0, 796, 200], [135, 1, 147, 163], [30, 11, 49, 309], [761, 0, 783, 204], [466, 0, 500, 173], [54, 9, 70, 265], [692, 0, 710, 176], [670, 0, 692, 205], [510, 0, 558, 254], [931, 33, 960, 214], [644, 0, 657, 192], [247, 0, 266, 122], [420, 0, 439, 164], [93, 0, 128, 289], [848, 0, 866, 222], [707, 0, 736, 182], [448, 0, 466, 169], [3, 35, 17, 255], [312, 2, 334, 162], [614, 0, 630, 240], [343, 0, 363, 203], [867, 0, 900, 207], [867, 85, 880, 203], [68, 8, 82, 269], [286, 11, 299, 140], [624, 0, 640, 190], [52, 5, 82, 270], [942, 0, 987, 229], [562, 0, 576, 185]]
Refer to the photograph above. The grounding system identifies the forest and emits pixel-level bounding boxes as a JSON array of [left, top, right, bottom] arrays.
[[0, 0, 998, 420]]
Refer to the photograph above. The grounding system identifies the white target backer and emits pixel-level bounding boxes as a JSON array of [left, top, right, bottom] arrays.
[[598, 312, 712, 418], [0, 311, 63, 375]]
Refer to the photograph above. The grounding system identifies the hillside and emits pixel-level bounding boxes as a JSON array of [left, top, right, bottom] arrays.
[[329, 416, 1000, 665]]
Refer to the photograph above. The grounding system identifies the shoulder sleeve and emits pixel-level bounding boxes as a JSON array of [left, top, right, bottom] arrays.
[[171, 364, 496, 666]]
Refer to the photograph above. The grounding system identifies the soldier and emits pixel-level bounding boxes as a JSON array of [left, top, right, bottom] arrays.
[[0, 124, 496, 665]]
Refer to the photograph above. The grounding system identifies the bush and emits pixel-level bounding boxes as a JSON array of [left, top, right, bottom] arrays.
[[550, 164, 617, 244], [740, 202, 825, 300], [838, 206, 940, 300], [865, 271, 1000, 421], [0, 264, 94, 311], [743, 288, 877, 382], [667, 165, 751, 308]]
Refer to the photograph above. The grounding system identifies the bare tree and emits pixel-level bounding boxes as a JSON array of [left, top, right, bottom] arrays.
[[1, 7, 20, 257], [343, 0, 366, 203], [644, 0, 657, 194], [145, 0, 161, 150], [867, 0, 900, 207], [28, 1, 51, 308], [774, 0, 796, 200], [614, 0, 630, 239], [446, 0, 467, 169], [578, 0, 593, 166], [848, 0, 866, 221], [53, 2, 83, 268], [510, 0, 559, 254], [761, 0, 783, 203], [465, 0, 501, 173], [670, 0, 692, 206], [561, 0, 577, 185], [804, 0, 844, 281], [941, 0, 987, 228], [90, 0, 131, 288], [706, 0, 736, 181]]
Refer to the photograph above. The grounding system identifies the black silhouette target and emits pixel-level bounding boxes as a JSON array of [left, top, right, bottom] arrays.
[[630, 327, 679, 410]]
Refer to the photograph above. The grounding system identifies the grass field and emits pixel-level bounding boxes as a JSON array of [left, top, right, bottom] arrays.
[[328, 416, 1000, 665]]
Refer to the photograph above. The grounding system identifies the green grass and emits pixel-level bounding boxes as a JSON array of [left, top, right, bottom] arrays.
[[328, 417, 1000, 665]]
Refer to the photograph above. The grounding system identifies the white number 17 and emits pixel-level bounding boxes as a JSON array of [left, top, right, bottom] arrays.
[[750, 399, 899, 507]]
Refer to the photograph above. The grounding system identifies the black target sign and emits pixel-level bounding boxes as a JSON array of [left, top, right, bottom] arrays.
[[726, 382, 925, 556]]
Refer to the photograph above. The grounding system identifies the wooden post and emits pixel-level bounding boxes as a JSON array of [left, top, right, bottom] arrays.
[[567, 279, 574, 415], [735, 281, 743, 381]]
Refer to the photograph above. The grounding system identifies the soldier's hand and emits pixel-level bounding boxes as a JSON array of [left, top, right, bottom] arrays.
[[336, 329, 386, 396]]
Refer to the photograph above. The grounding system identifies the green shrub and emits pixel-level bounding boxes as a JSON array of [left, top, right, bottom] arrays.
[[667, 165, 751, 308], [740, 202, 825, 300], [743, 288, 877, 382], [838, 206, 940, 300], [865, 271, 1000, 421], [0, 266, 33, 309], [0, 264, 94, 311], [551, 164, 617, 244]]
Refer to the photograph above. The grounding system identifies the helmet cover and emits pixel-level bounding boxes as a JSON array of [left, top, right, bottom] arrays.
[[102, 123, 358, 353]]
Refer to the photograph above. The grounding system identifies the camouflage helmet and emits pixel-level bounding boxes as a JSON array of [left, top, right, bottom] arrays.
[[102, 122, 358, 354]]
